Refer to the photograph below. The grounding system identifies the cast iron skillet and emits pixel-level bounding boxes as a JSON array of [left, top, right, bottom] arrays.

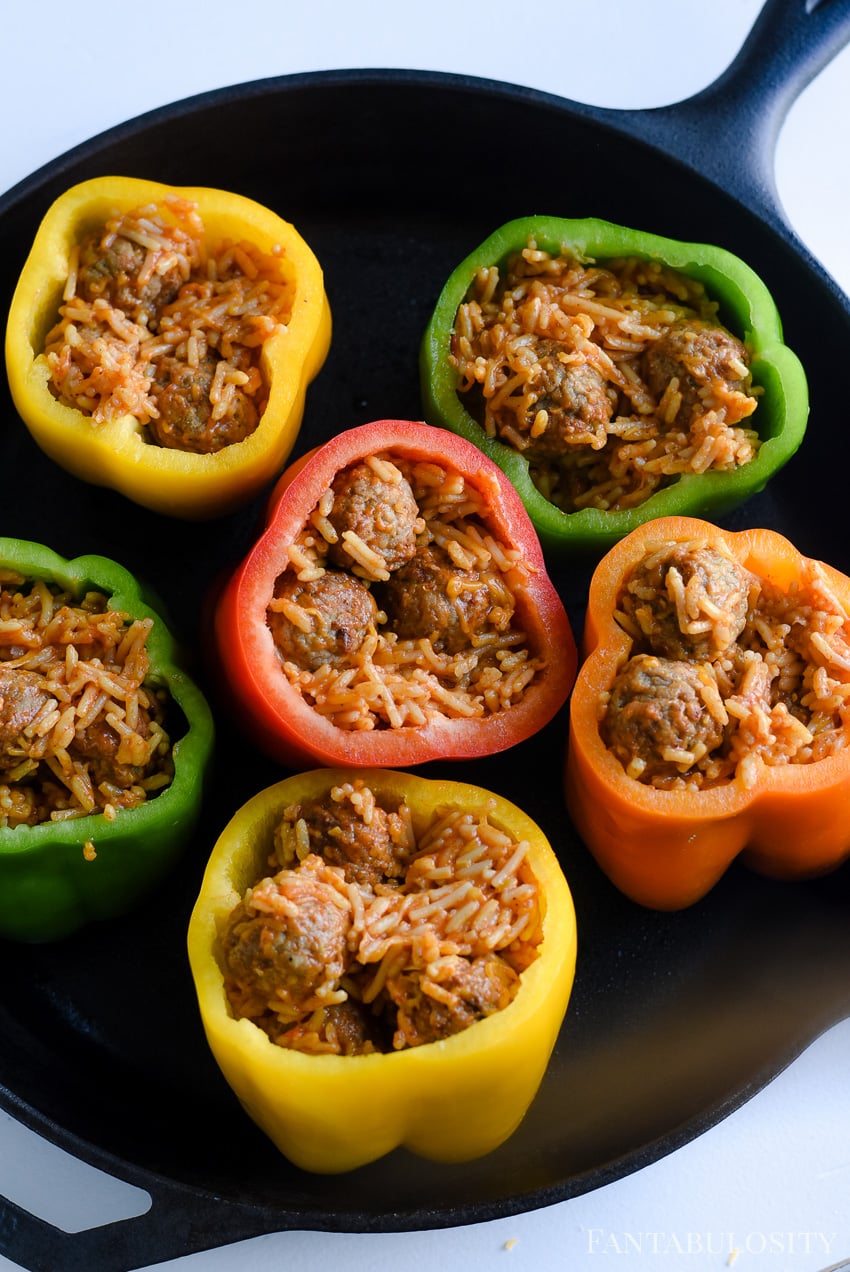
[[2, 1, 850, 1268]]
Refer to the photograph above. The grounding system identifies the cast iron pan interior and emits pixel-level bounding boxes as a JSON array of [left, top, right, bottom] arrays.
[[2, 1, 850, 1267]]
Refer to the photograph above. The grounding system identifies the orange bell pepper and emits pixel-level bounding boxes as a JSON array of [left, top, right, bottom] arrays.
[[565, 515, 850, 909]]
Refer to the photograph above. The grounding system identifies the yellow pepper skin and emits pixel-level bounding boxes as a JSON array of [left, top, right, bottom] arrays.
[[187, 768, 577, 1174], [5, 176, 331, 519]]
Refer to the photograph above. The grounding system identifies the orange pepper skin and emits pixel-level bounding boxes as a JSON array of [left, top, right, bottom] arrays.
[[5, 176, 331, 519], [565, 516, 850, 910]]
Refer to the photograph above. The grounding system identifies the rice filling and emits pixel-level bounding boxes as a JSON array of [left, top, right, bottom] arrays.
[[266, 453, 545, 730], [0, 570, 173, 827], [451, 245, 760, 513], [43, 196, 292, 453], [219, 780, 542, 1055], [601, 538, 850, 789]]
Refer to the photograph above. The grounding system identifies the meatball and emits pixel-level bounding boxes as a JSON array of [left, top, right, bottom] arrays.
[[321, 1001, 382, 1056], [222, 867, 350, 1017], [377, 544, 514, 654], [500, 340, 615, 456], [72, 712, 156, 791], [642, 318, 753, 425], [602, 653, 725, 780], [76, 231, 184, 326], [326, 460, 420, 573], [268, 569, 377, 671], [625, 544, 751, 661], [148, 354, 258, 453], [279, 789, 407, 889], [387, 953, 520, 1047], [0, 667, 54, 761]]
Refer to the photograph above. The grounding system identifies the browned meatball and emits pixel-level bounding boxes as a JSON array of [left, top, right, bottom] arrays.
[[602, 653, 724, 780], [222, 869, 350, 1015], [326, 460, 420, 573], [268, 569, 377, 671], [321, 1001, 381, 1055], [72, 713, 154, 791], [148, 354, 258, 453], [642, 318, 752, 425], [0, 667, 54, 762], [501, 340, 615, 456], [625, 544, 751, 661], [387, 953, 520, 1047], [282, 792, 407, 889], [378, 544, 513, 654], [76, 232, 184, 326]]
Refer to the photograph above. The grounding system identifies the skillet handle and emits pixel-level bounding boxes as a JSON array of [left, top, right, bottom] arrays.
[[0, 1179, 283, 1271], [593, 0, 850, 235]]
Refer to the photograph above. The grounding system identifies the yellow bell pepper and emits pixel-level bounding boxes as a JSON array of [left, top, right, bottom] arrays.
[[187, 767, 577, 1173], [5, 176, 331, 519]]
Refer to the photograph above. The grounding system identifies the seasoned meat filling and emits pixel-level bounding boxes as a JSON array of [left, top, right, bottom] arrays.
[[315, 1001, 382, 1056], [73, 712, 158, 792], [377, 543, 515, 654], [268, 569, 377, 672], [222, 861, 351, 1021], [274, 788, 409, 890], [76, 231, 186, 327], [0, 667, 55, 760], [221, 781, 541, 1056], [148, 354, 258, 453], [388, 953, 520, 1048], [624, 543, 751, 661], [643, 318, 754, 427], [501, 339, 616, 458], [603, 653, 725, 780], [326, 459, 421, 573]]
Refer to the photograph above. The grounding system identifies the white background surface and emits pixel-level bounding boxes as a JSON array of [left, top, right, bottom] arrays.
[[2, 2, 850, 1270]]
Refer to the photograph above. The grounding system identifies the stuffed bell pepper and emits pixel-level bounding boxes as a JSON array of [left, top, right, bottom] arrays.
[[0, 537, 214, 941], [209, 418, 577, 768], [5, 176, 331, 519], [420, 216, 808, 553], [566, 516, 850, 909], [187, 766, 577, 1172]]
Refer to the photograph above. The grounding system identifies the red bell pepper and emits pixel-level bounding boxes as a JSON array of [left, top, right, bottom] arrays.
[[210, 419, 576, 767]]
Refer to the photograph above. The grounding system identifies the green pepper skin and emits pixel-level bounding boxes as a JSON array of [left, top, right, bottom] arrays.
[[420, 216, 809, 554], [0, 538, 215, 942]]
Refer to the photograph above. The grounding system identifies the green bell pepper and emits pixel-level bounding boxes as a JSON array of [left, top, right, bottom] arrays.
[[0, 537, 214, 942], [420, 215, 809, 554]]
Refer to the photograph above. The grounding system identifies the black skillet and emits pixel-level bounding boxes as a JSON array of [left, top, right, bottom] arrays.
[[2, 1, 850, 1268]]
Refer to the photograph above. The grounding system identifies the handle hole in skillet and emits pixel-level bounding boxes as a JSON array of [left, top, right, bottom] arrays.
[[0, 1109, 150, 1234]]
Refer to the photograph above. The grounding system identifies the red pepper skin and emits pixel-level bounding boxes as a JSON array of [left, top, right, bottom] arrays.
[[565, 516, 850, 910], [210, 419, 576, 768]]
